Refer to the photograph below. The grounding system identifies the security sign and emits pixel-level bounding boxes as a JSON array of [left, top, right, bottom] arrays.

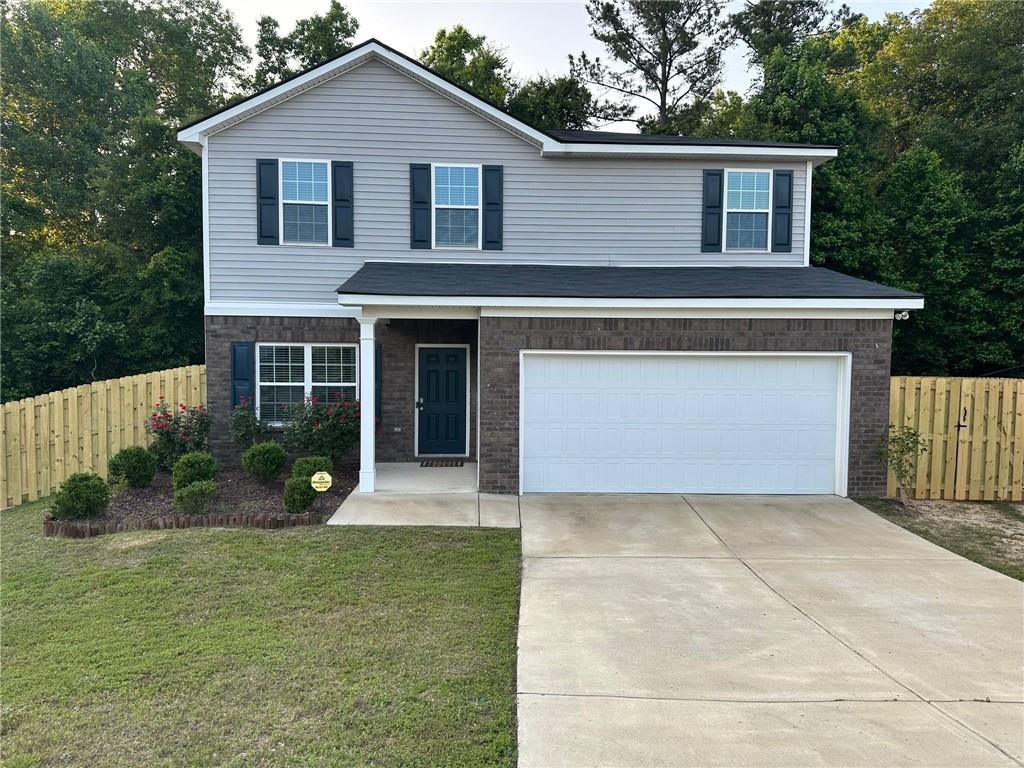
[[310, 471, 332, 492]]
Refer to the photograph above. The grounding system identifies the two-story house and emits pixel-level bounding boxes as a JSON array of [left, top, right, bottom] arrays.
[[177, 39, 922, 498]]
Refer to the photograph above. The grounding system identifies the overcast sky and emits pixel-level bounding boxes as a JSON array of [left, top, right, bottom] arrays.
[[221, 0, 928, 127]]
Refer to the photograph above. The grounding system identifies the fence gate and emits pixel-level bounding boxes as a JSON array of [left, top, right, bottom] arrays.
[[888, 377, 1024, 501]]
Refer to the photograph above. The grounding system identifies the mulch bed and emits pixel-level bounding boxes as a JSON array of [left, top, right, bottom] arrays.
[[43, 460, 359, 538]]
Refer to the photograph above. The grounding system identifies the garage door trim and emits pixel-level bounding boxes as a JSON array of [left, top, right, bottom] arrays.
[[518, 350, 852, 496]]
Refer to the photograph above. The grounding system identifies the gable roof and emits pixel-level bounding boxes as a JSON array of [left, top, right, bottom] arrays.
[[177, 39, 838, 165]]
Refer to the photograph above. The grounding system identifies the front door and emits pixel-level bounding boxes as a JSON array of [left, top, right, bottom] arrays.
[[417, 346, 468, 456]]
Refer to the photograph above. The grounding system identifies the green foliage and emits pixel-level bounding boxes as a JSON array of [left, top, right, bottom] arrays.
[[727, 0, 855, 69], [420, 25, 516, 106], [174, 479, 217, 515], [242, 441, 288, 482], [172, 451, 217, 492], [572, 0, 729, 130], [230, 397, 264, 447], [507, 73, 632, 131], [283, 396, 360, 465], [292, 456, 334, 479], [146, 399, 210, 470], [878, 425, 927, 501], [283, 476, 318, 514], [108, 446, 158, 488], [50, 473, 110, 520], [252, 1, 358, 89]]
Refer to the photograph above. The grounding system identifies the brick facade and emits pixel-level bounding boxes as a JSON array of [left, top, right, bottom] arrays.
[[477, 316, 893, 496], [204, 316, 476, 463]]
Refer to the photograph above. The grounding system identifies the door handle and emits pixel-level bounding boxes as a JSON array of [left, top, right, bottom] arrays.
[[415, 398, 424, 410]]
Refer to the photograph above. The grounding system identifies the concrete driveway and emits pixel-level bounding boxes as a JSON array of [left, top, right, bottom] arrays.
[[517, 495, 1024, 767]]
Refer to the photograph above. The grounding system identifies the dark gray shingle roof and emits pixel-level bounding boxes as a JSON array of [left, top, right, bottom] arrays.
[[337, 263, 921, 301]]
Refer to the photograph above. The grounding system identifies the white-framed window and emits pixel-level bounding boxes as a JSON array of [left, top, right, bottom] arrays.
[[280, 160, 330, 245], [256, 343, 357, 423], [432, 164, 481, 249], [724, 170, 772, 251]]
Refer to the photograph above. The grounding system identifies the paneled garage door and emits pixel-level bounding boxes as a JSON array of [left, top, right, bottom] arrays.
[[520, 353, 846, 494]]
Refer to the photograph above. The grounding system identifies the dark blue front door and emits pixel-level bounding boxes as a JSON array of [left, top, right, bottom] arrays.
[[417, 347, 467, 455]]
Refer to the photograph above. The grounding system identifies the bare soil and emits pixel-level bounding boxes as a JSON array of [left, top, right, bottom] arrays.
[[858, 496, 1024, 581]]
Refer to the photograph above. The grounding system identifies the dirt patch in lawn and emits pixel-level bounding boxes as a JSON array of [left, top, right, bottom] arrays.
[[858, 497, 1024, 581]]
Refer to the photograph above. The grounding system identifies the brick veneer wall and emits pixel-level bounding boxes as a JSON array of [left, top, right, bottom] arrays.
[[205, 316, 476, 463], [477, 316, 893, 496]]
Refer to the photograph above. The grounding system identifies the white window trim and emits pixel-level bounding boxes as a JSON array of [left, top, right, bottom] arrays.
[[723, 168, 773, 253], [255, 342, 358, 424], [279, 158, 332, 247], [430, 163, 483, 250]]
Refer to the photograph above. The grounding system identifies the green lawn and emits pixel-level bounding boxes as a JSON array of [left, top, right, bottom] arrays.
[[1, 499, 521, 767]]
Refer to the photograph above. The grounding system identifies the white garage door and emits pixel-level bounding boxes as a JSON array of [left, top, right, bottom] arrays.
[[521, 354, 844, 494]]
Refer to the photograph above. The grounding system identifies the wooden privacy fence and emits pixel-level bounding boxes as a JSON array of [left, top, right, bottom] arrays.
[[1, 365, 206, 508], [888, 376, 1024, 501]]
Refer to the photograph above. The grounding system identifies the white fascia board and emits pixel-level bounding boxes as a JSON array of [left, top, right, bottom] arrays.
[[539, 142, 838, 165], [206, 302, 360, 318], [481, 307, 896, 319], [337, 294, 924, 311]]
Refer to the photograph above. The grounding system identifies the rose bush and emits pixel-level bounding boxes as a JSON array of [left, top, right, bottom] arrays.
[[282, 394, 361, 465], [145, 398, 210, 469]]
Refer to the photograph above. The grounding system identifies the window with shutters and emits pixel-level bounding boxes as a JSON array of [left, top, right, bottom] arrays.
[[256, 343, 357, 423], [280, 160, 330, 245], [724, 170, 772, 251], [432, 164, 481, 249]]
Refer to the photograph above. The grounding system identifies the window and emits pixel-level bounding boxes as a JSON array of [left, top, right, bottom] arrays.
[[433, 165, 480, 248], [724, 170, 771, 250], [256, 343, 357, 422], [281, 160, 329, 244]]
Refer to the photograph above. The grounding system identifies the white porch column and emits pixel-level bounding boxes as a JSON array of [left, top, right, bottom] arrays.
[[358, 317, 376, 493]]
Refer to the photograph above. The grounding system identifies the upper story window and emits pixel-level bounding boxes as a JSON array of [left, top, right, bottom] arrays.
[[281, 160, 329, 245], [432, 165, 481, 249], [724, 170, 771, 251]]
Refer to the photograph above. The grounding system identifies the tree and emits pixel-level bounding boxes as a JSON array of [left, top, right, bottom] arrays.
[[420, 25, 516, 106], [507, 73, 633, 130], [571, 0, 728, 131], [728, 0, 857, 69], [252, 1, 358, 89]]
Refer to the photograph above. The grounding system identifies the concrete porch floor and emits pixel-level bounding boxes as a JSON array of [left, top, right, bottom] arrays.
[[327, 462, 520, 528]]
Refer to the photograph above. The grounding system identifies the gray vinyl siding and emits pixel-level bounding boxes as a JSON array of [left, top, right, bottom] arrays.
[[206, 58, 808, 306]]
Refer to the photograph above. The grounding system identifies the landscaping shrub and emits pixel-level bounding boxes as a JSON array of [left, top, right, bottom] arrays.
[[283, 476, 318, 514], [50, 473, 110, 520], [242, 441, 288, 482], [174, 480, 217, 515], [230, 396, 263, 447], [108, 445, 157, 488], [291, 456, 333, 479], [172, 451, 217, 491], [283, 395, 360, 464], [146, 398, 210, 469]]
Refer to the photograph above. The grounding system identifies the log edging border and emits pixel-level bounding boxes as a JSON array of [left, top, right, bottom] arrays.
[[43, 511, 326, 538]]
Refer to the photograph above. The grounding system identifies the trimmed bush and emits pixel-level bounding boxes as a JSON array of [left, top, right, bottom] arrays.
[[108, 446, 157, 488], [172, 451, 217, 491], [242, 441, 288, 482], [51, 473, 110, 520], [283, 476, 318, 514], [174, 480, 217, 515], [291, 456, 333, 479]]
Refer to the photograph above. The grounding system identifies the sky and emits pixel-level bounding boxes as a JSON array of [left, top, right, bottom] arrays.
[[221, 0, 928, 127]]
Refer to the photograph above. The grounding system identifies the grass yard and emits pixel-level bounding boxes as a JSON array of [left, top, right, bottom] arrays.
[[859, 497, 1024, 581], [1, 499, 521, 767]]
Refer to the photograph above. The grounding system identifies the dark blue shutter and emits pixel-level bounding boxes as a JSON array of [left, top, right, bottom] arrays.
[[410, 164, 431, 249], [772, 170, 793, 253], [482, 165, 503, 250], [701, 169, 724, 253], [331, 161, 354, 247], [257, 160, 278, 245], [230, 341, 255, 408]]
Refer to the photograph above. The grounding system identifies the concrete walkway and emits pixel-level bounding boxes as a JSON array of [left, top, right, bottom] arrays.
[[517, 495, 1024, 767]]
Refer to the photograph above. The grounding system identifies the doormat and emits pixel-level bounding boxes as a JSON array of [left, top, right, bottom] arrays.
[[420, 460, 464, 468]]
